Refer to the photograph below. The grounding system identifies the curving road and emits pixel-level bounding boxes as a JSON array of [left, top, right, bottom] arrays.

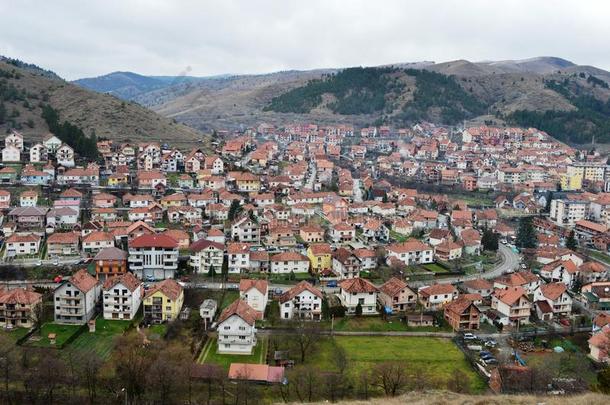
[[409, 244, 520, 287]]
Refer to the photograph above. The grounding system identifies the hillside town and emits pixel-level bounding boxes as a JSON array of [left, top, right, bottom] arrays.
[[1, 122, 610, 401]]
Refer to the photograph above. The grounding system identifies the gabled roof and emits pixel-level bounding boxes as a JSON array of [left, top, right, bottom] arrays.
[[144, 279, 183, 301], [271, 251, 308, 262], [103, 272, 141, 292], [279, 281, 322, 303], [419, 284, 456, 297], [445, 296, 479, 315], [93, 246, 127, 261], [0, 288, 42, 305], [218, 299, 261, 326], [463, 278, 493, 290], [239, 279, 268, 295], [66, 269, 99, 294], [339, 278, 377, 294], [494, 286, 528, 306], [379, 277, 410, 297], [189, 239, 224, 253], [538, 282, 567, 301], [130, 234, 178, 249]]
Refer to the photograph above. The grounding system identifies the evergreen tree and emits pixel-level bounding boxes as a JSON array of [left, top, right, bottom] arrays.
[[516, 217, 538, 249], [566, 230, 578, 250], [321, 297, 330, 320], [207, 265, 216, 279], [355, 303, 363, 317], [221, 256, 229, 281], [481, 229, 499, 252], [228, 199, 242, 221]]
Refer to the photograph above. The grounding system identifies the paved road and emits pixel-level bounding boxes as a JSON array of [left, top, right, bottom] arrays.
[[409, 244, 520, 288], [352, 179, 363, 203]]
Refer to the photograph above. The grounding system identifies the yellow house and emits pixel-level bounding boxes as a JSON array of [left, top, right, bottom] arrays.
[[560, 172, 582, 191], [108, 173, 129, 187], [143, 279, 184, 323], [306, 243, 332, 272], [234, 172, 261, 192]]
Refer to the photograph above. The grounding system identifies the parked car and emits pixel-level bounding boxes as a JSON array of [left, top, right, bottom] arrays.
[[463, 333, 478, 340]]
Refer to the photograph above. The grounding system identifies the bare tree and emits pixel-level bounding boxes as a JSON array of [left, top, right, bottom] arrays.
[[290, 365, 320, 403], [371, 361, 408, 396], [146, 343, 189, 404], [112, 334, 152, 404], [291, 321, 320, 363], [78, 352, 102, 404]]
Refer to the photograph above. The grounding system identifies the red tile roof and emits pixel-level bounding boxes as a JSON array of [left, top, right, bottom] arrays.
[[130, 234, 178, 249]]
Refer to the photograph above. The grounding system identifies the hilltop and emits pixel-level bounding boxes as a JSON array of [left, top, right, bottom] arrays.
[[75, 57, 610, 144], [0, 58, 210, 149]]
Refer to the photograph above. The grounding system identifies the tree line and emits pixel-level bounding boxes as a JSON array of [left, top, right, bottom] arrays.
[[41, 104, 99, 160]]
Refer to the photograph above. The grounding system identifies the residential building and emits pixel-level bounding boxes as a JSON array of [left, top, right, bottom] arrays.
[[93, 247, 128, 281], [338, 278, 378, 315], [0, 288, 42, 329], [53, 269, 101, 324], [418, 284, 458, 310], [217, 299, 260, 354], [189, 239, 224, 274], [143, 279, 184, 323], [129, 234, 179, 280], [239, 279, 269, 314], [377, 277, 417, 312], [491, 286, 532, 326], [102, 272, 142, 320], [278, 281, 323, 320], [270, 251, 309, 274], [444, 297, 481, 331]]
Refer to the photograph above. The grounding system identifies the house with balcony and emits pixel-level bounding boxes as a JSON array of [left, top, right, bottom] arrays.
[[189, 239, 225, 274], [0, 288, 42, 329], [143, 279, 184, 324], [444, 296, 481, 331], [53, 269, 101, 324], [385, 239, 434, 266], [491, 286, 532, 326], [418, 284, 458, 310], [270, 252, 309, 274], [47, 232, 80, 256], [102, 273, 142, 320], [217, 299, 261, 354], [533, 282, 572, 319], [332, 247, 361, 280], [231, 214, 260, 243], [338, 278, 378, 315], [279, 281, 323, 320], [4, 233, 41, 258], [227, 242, 251, 274], [378, 277, 417, 313], [94, 246, 128, 281], [128, 234, 179, 280]]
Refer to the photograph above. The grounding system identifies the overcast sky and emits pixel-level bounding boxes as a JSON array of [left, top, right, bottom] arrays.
[[1, 0, 608, 80]]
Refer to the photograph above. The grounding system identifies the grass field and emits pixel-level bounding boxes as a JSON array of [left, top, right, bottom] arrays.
[[27, 323, 83, 347], [0, 327, 30, 343], [65, 318, 131, 359], [310, 336, 486, 393], [423, 263, 450, 273], [331, 316, 451, 332], [198, 337, 267, 370]]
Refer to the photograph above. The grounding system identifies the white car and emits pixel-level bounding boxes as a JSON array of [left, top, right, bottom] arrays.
[[463, 333, 478, 340]]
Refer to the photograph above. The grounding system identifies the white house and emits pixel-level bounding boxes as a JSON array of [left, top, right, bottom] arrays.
[[43, 134, 62, 153], [57, 144, 75, 167], [128, 234, 179, 280], [418, 284, 458, 310], [54, 269, 101, 324], [227, 242, 251, 274], [29, 143, 47, 163], [270, 251, 309, 274], [4, 233, 41, 258], [188, 239, 224, 274], [102, 272, 142, 320], [279, 281, 323, 320], [338, 278, 378, 315], [533, 282, 572, 319], [491, 286, 532, 326], [385, 239, 434, 266], [5, 131, 24, 151], [231, 215, 260, 243], [217, 299, 260, 354], [2, 146, 20, 163], [239, 279, 269, 315]]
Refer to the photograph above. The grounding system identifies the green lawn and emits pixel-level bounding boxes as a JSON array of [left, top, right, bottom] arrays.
[[390, 230, 408, 243], [198, 337, 267, 370], [27, 323, 83, 348], [0, 327, 31, 343], [330, 316, 452, 332], [423, 263, 449, 273], [65, 318, 131, 359], [220, 290, 240, 310], [310, 336, 486, 393]]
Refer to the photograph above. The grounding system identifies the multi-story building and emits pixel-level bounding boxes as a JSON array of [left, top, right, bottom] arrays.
[[56, 144, 75, 167], [239, 279, 269, 314], [279, 281, 323, 320], [444, 296, 481, 331], [53, 269, 101, 324], [189, 239, 224, 274], [217, 299, 260, 354], [93, 246, 128, 281], [377, 277, 417, 313], [533, 282, 572, 319], [102, 272, 142, 320], [338, 278, 378, 315], [128, 234, 179, 280], [142, 279, 184, 323], [0, 288, 42, 329], [270, 252, 309, 274], [418, 284, 458, 310], [231, 215, 260, 243], [550, 198, 588, 227], [385, 239, 434, 266], [227, 242, 251, 274], [491, 286, 532, 326]]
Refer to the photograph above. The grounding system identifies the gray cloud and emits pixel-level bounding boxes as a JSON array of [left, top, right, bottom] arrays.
[[0, 0, 608, 80]]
